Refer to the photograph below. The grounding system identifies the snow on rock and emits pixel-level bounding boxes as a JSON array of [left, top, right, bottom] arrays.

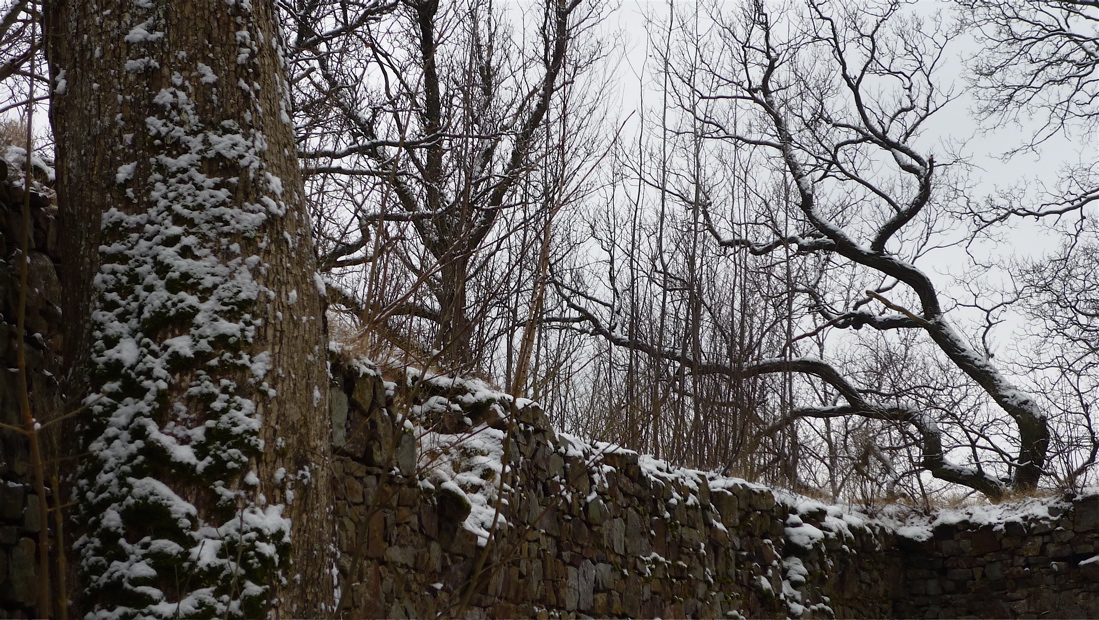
[[375, 358, 870, 617], [876, 491, 1075, 544], [420, 423, 511, 546], [3, 145, 56, 186]]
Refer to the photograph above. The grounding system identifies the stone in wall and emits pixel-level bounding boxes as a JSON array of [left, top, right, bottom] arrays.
[[1, 481, 40, 618]]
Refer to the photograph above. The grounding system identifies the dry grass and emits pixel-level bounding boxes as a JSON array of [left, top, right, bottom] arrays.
[[0, 118, 28, 148], [329, 310, 500, 389], [330, 315, 440, 374]]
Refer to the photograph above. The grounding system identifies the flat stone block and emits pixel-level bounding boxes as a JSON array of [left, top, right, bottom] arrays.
[[0, 524, 18, 545], [10, 536, 36, 606], [0, 483, 24, 520]]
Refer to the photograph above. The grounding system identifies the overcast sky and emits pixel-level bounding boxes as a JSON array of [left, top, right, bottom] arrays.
[[581, 0, 1099, 357]]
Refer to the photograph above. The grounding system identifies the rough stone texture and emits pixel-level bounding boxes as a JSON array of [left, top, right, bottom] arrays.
[[895, 496, 1099, 619], [327, 362, 883, 620], [0, 163, 62, 620], [0, 169, 61, 486], [325, 364, 1099, 619]]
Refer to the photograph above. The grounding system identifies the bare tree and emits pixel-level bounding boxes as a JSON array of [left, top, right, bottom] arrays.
[[559, 0, 1053, 500], [699, 0, 1057, 497], [959, 0, 1098, 227], [701, 0, 1056, 497], [551, 2, 849, 488], [961, 0, 1099, 146], [0, 1, 45, 114], [957, 0, 1099, 488], [1008, 233, 1099, 489], [287, 0, 596, 371]]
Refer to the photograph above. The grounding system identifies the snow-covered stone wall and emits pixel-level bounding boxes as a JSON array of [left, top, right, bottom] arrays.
[[895, 495, 1099, 618], [0, 152, 63, 620], [328, 356, 904, 619], [327, 355, 1099, 619]]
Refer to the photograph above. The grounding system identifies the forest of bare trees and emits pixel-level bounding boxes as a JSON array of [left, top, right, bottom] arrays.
[[0, 1, 1097, 613], [284, 0, 1099, 506]]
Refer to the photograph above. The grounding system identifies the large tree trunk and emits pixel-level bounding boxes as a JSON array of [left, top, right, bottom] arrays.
[[45, 1, 334, 617]]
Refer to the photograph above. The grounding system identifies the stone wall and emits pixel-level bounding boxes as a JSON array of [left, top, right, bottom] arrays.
[[896, 495, 1099, 618], [326, 361, 1099, 619], [1, 481, 41, 618], [328, 359, 904, 619], [0, 154, 64, 619]]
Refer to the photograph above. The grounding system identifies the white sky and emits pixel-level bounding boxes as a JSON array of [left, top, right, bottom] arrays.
[[589, 0, 1096, 356]]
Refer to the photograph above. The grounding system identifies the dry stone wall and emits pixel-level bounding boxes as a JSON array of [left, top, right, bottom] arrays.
[[896, 495, 1099, 618], [328, 359, 904, 619], [0, 154, 63, 620], [326, 360, 1099, 619], [0, 155, 62, 486], [0, 481, 42, 618]]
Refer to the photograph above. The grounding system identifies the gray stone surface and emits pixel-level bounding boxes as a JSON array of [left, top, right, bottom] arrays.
[[578, 559, 595, 611], [0, 182, 63, 620], [9, 537, 35, 607], [330, 385, 348, 447], [396, 431, 417, 477], [0, 485, 23, 521], [565, 565, 578, 611]]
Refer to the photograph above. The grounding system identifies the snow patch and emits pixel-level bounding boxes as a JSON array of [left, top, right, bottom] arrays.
[[196, 63, 218, 84], [115, 162, 137, 184], [125, 19, 165, 43], [54, 69, 67, 95]]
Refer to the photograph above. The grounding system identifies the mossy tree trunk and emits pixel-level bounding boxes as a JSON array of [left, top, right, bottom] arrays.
[[45, 1, 334, 617]]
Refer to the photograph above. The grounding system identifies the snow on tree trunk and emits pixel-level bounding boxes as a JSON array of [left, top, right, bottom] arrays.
[[46, 1, 334, 617]]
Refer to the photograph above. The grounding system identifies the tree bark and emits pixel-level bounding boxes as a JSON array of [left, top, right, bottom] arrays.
[[435, 254, 473, 365], [45, 1, 334, 617]]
